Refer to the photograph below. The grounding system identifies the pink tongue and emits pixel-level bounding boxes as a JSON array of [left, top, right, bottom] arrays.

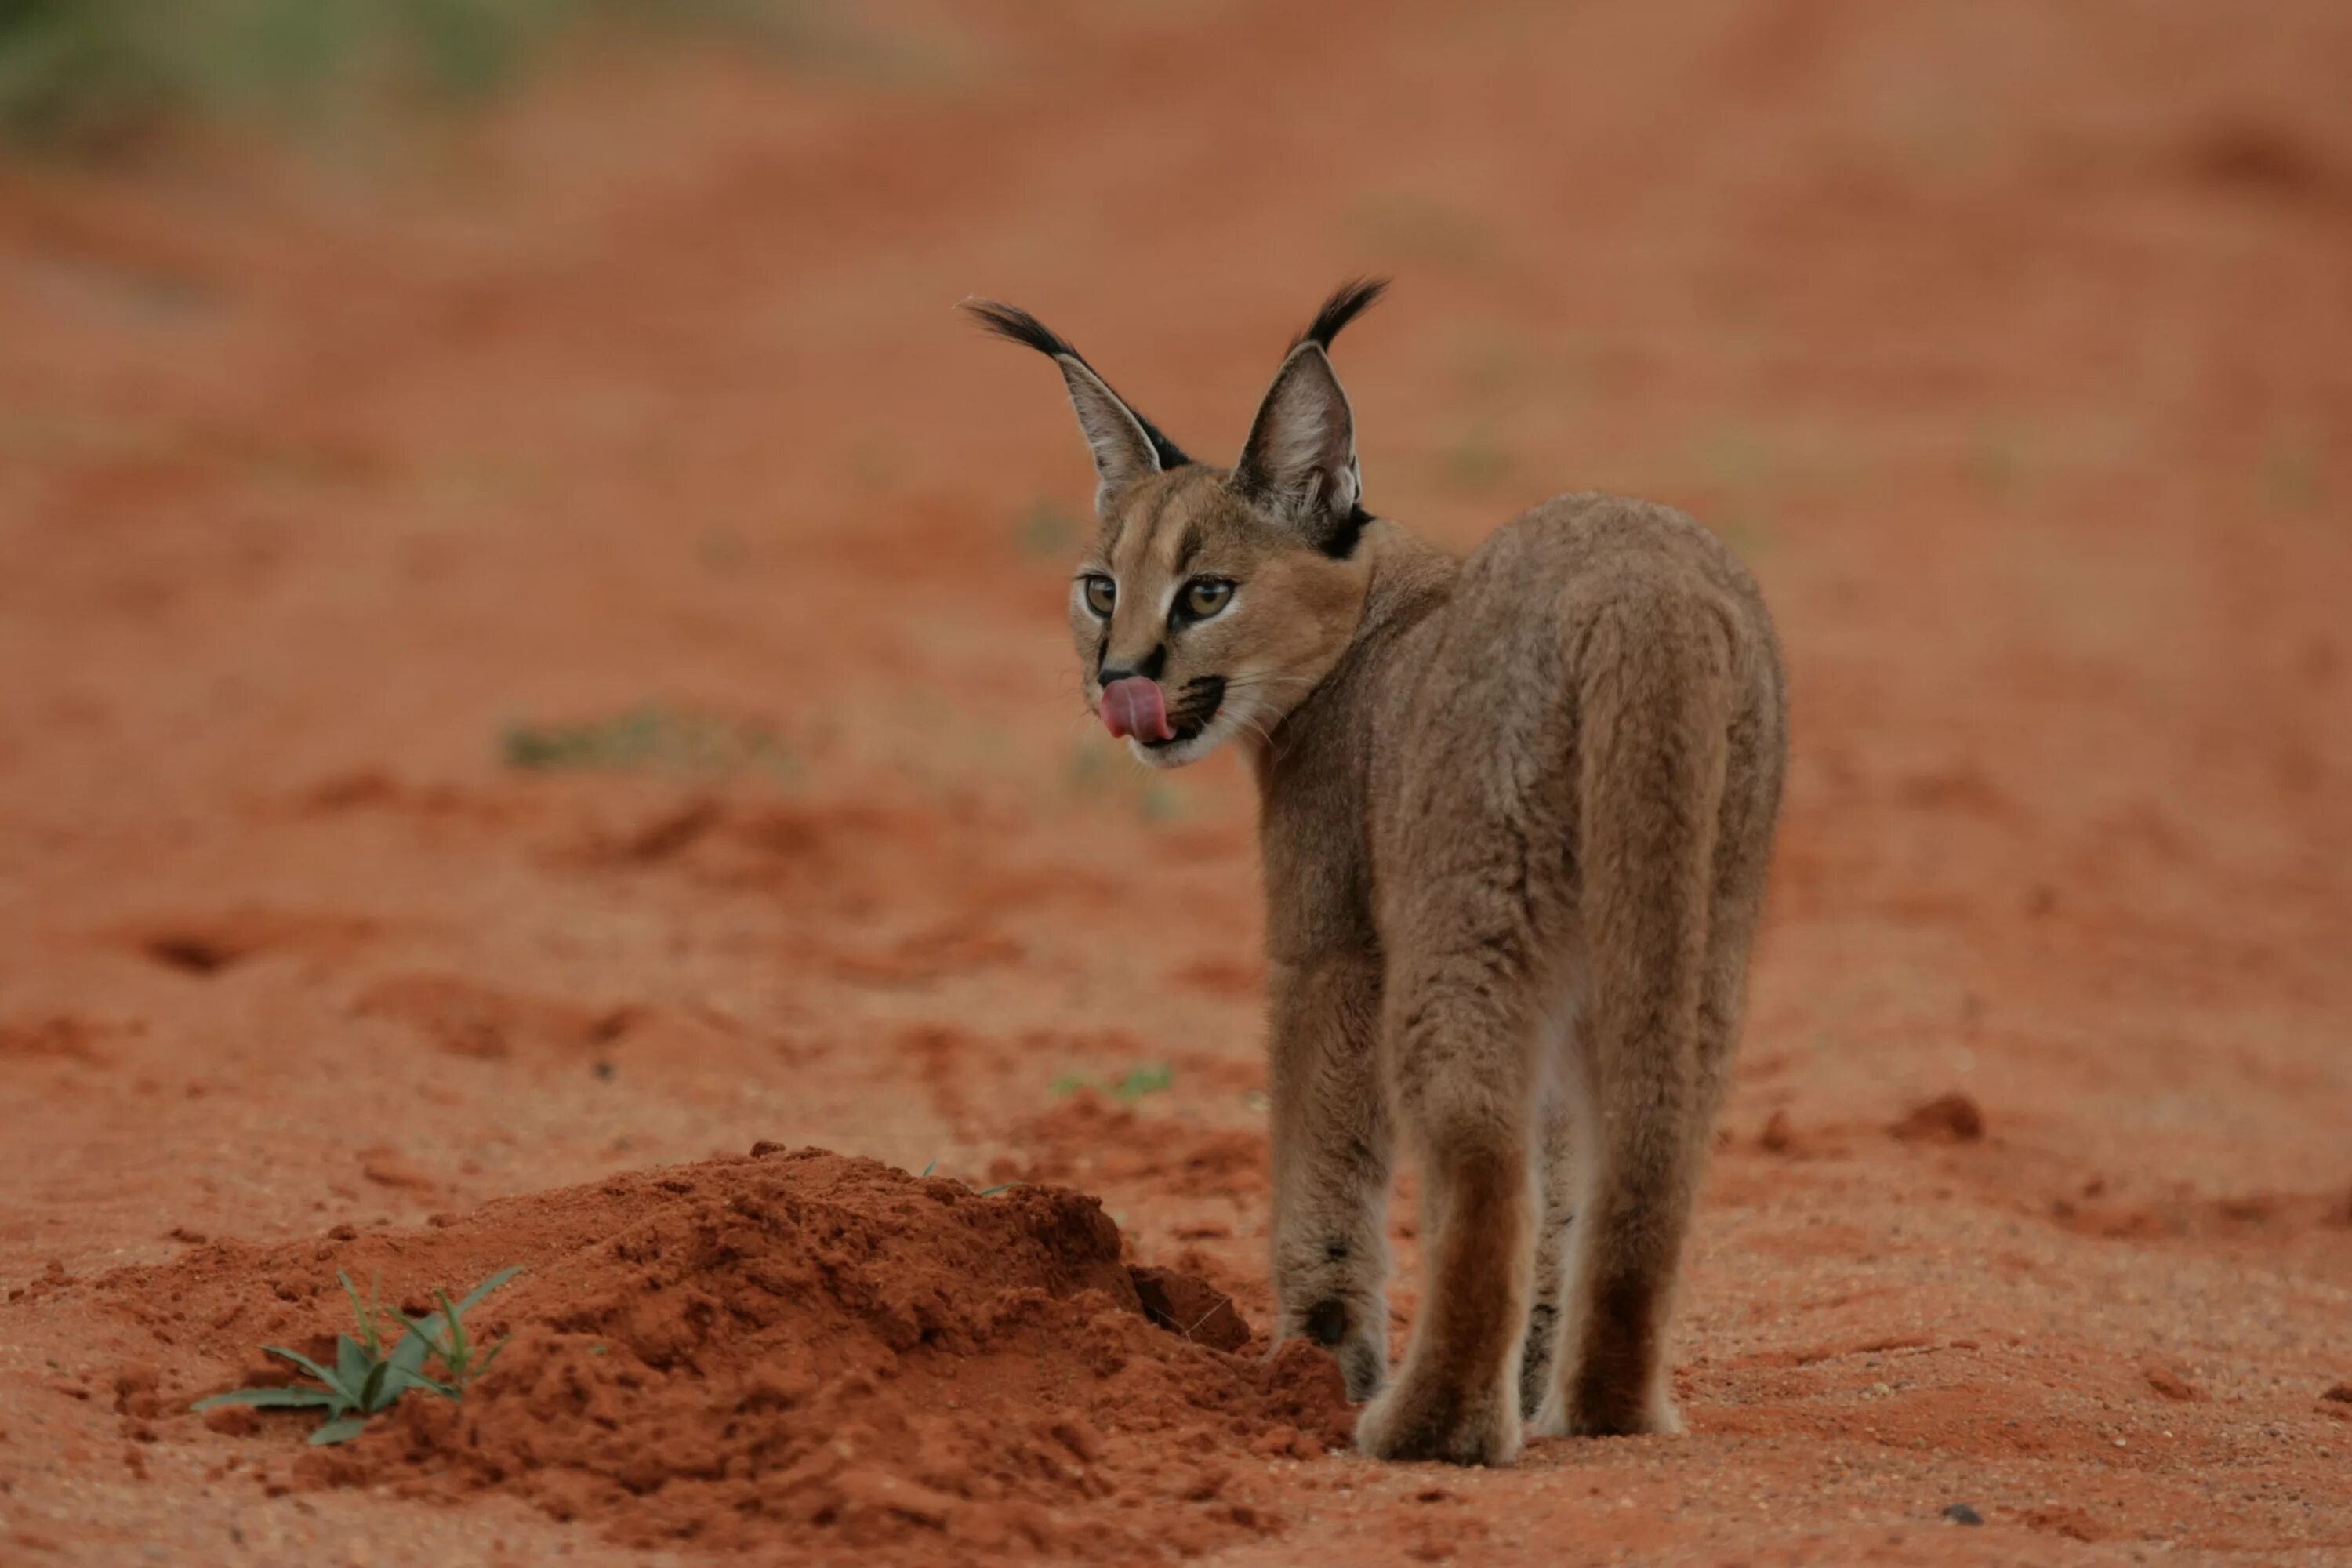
[[1101, 676, 1173, 742]]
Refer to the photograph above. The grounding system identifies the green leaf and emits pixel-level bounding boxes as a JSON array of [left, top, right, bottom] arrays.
[[449, 1265, 521, 1319], [337, 1272, 383, 1360], [389, 1314, 442, 1377], [334, 1334, 372, 1390], [308, 1415, 369, 1446], [435, 1288, 470, 1367], [1110, 1064, 1174, 1101], [358, 1358, 400, 1414], [263, 1346, 356, 1409], [404, 1371, 459, 1400], [191, 1386, 341, 1410]]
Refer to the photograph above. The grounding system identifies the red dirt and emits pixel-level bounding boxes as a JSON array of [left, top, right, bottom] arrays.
[[107, 1148, 1342, 1558], [3, 1, 2351, 1564]]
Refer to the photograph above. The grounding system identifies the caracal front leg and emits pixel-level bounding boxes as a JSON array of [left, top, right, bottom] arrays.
[[1266, 951, 1392, 1401]]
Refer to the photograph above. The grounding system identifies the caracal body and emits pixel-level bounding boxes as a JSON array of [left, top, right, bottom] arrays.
[[969, 282, 1786, 1465]]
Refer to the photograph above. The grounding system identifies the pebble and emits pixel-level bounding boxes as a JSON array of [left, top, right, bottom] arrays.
[[1942, 1503, 1984, 1526]]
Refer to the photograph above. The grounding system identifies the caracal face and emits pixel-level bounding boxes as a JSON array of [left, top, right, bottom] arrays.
[[965, 283, 1387, 771], [1068, 465, 1367, 770]]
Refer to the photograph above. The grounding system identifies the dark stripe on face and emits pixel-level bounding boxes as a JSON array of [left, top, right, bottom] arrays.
[[1141, 673, 1226, 749], [1172, 519, 1203, 578]]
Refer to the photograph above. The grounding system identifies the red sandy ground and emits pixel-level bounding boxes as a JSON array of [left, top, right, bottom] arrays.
[[2, 2, 2349, 1563]]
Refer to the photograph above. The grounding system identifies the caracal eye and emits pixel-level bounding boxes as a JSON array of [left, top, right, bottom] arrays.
[[1182, 579, 1234, 619], [1082, 575, 1116, 617]]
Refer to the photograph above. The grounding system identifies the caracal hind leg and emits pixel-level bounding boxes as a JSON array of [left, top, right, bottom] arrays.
[[1267, 953, 1393, 1401], [1518, 1076, 1581, 1420], [1354, 956, 1541, 1466], [1536, 599, 1739, 1439], [1534, 1036, 1698, 1437], [1543, 881, 1762, 1436]]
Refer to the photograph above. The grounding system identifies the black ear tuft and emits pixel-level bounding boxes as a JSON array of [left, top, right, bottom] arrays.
[[1294, 277, 1390, 353], [964, 298, 1079, 361], [961, 297, 1193, 470]]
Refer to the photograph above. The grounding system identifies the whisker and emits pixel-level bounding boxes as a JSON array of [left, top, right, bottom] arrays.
[[1223, 705, 1283, 760]]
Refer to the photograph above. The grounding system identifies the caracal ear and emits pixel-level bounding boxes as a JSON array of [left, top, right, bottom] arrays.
[[963, 298, 1191, 519], [1051, 355, 1162, 518], [1235, 343, 1359, 541], [1233, 278, 1387, 554]]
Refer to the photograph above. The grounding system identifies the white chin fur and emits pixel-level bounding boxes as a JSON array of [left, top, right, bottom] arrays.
[[1125, 713, 1234, 770]]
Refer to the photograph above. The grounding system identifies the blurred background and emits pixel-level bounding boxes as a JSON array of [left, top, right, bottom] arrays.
[[2, 0, 2348, 1560]]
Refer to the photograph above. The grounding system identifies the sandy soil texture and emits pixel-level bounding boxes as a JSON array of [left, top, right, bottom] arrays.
[[2, 2, 2349, 1563]]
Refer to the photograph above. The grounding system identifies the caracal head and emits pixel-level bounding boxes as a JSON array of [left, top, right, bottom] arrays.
[[965, 281, 1389, 769]]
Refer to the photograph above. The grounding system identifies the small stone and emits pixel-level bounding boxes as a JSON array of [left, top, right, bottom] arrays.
[[358, 1148, 435, 1190], [1128, 1265, 1251, 1352], [1893, 1093, 1984, 1144], [1943, 1503, 1984, 1526], [1759, 1109, 1795, 1153], [2142, 1359, 2205, 1402]]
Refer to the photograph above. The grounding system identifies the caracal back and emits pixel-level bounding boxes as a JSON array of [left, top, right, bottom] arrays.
[[1353, 494, 1784, 1463]]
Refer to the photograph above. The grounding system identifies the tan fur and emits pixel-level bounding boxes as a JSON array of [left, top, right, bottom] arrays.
[[985, 286, 1786, 1466]]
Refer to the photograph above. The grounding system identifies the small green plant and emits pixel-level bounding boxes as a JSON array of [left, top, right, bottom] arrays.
[[193, 1265, 519, 1445], [405, 1278, 513, 1392], [500, 703, 795, 778], [1111, 1063, 1174, 1100], [1051, 1064, 1174, 1101]]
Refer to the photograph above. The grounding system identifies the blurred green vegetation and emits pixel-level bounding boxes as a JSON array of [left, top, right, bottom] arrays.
[[1015, 499, 1083, 561], [501, 703, 798, 779], [2258, 435, 2321, 514], [0, 0, 800, 150], [1436, 422, 1515, 492], [1063, 739, 1185, 824]]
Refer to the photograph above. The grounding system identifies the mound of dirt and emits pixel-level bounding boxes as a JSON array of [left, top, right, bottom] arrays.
[[110, 1149, 1348, 1559]]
